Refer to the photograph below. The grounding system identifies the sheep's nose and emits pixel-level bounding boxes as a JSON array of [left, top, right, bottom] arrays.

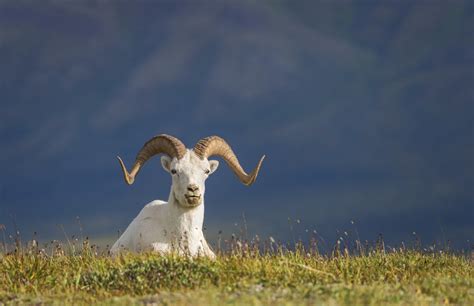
[[187, 184, 199, 192]]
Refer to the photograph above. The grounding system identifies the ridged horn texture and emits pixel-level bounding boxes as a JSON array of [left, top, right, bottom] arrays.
[[193, 136, 265, 186], [117, 134, 186, 185]]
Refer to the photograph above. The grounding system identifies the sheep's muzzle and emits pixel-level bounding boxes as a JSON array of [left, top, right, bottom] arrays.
[[184, 194, 202, 206]]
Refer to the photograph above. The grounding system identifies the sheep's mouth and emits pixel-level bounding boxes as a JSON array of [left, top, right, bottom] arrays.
[[184, 194, 201, 205], [185, 194, 201, 199]]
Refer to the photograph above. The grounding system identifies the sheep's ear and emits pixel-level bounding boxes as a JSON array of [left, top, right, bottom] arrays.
[[209, 160, 219, 174], [161, 156, 172, 173]]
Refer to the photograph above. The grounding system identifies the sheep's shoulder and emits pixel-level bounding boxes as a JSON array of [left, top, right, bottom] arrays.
[[136, 200, 169, 222], [144, 199, 167, 208]]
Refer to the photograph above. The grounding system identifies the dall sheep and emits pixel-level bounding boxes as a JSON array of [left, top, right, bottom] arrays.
[[110, 134, 265, 258]]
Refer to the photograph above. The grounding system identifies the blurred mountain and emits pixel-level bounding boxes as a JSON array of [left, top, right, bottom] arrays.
[[0, 1, 472, 248]]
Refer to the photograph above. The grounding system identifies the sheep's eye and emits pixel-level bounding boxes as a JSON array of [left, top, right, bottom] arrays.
[[171, 169, 177, 174], [205, 169, 210, 174]]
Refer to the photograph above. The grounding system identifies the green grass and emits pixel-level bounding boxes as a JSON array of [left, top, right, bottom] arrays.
[[1, 242, 472, 305]]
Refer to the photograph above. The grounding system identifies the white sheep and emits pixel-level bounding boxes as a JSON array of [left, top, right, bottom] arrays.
[[110, 134, 265, 257]]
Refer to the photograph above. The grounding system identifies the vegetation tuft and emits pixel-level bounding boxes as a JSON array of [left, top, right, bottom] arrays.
[[0, 235, 472, 305]]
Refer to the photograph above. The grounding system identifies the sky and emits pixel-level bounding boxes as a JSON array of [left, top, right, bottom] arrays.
[[0, 1, 472, 251]]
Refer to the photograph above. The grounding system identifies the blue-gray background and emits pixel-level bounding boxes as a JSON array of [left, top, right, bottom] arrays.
[[1, 1, 472, 250]]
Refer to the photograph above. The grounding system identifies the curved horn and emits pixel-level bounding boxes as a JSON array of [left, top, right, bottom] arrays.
[[117, 134, 186, 185], [193, 136, 265, 186]]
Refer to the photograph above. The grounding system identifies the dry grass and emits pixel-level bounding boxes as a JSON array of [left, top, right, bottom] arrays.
[[0, 236, 472, 305]]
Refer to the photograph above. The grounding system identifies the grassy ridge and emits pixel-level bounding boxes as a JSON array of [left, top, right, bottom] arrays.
[[1, 246, 472, 305]]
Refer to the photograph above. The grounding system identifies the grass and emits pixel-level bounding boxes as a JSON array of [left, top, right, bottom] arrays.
[[0, 238, 473, 305]]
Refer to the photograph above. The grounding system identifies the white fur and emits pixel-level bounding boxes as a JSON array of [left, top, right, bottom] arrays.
[[110, 150, 218, 258]]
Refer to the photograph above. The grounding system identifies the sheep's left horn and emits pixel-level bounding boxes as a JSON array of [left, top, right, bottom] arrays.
[[117, 134, 186, 185], [193, 136, 265, 186]]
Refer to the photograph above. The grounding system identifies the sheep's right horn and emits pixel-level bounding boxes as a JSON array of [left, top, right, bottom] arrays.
[[193, 136, 265, 186], [117, 134, 186, 185]]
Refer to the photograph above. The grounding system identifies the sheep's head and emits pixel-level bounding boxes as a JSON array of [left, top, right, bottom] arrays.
[[159, 151, 218, 207], [117, 134, 265, 208]]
